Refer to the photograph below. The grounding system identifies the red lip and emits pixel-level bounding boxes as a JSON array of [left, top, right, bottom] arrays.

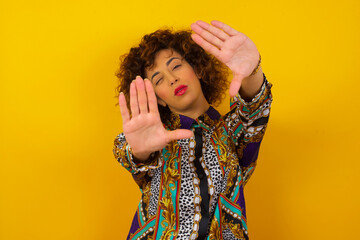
[[174, 85, 188, 96]]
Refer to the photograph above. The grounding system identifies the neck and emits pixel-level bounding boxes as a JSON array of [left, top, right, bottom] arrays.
[[170, 95, 210, 120]]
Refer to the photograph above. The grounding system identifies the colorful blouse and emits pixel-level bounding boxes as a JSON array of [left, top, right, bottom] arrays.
[[113, 74, 272, 240]]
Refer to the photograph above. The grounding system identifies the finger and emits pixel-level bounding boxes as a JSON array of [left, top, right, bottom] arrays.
[[211, 20, 239, 36], [119, 92, 130, 123], [144, 78, 159, 114], [194, 20, 229, 41], [129, 81, 139, 117], [191, 33, 221, 59], [166, 129, 194, 142], [229, 75, 243, 98], [135, 76, 148, 114], [191, 22, 224, 48]]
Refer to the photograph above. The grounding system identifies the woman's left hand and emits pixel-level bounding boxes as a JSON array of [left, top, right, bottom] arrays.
[[191, 20, 260, 97]]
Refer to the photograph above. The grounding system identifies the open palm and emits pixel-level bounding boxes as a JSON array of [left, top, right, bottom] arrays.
[[119, 76, 193, 161], [191, 20, 260, 97]]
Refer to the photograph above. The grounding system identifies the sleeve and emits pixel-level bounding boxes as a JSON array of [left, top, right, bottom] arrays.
[[113, 133, 163, 187], [226, 73, 273, 185]]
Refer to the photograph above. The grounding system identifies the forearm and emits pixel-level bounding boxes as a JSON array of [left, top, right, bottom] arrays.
[[132, 151, 152, 162], [114, 133, 163, 174], [239, 67, 264, 102]]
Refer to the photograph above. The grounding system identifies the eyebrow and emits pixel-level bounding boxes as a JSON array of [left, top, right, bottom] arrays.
[[166, 57, 179, 66], [150, 57, 180, 81]]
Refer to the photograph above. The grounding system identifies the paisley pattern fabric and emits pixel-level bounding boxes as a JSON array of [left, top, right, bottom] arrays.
[[113, 74, 272, 239]]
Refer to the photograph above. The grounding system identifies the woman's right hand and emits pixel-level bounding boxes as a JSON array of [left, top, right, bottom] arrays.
[[119, 76, 193, 161]]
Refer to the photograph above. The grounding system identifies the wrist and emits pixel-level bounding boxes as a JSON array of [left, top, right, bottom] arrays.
[[240, 67, 264, 101], [132, 150, 152, 162], [250, 54, 261, 76]]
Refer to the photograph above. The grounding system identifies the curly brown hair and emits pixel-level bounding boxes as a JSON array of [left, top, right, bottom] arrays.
[[115, 28, 229, 123]]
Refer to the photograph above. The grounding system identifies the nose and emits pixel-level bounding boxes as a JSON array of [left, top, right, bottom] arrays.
[[168, 73, 178, 86], [170, 78, 178, 86]]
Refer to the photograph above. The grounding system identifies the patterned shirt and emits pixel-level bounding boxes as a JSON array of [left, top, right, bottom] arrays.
[[113, 74, 272, 240]]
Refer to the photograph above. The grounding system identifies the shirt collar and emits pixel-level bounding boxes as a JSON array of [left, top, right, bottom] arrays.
[[178, 106, 221, 129]]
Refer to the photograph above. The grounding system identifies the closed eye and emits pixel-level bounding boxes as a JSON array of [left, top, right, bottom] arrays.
[[155, 77, 163, 85], [173, 64, 181, 70]]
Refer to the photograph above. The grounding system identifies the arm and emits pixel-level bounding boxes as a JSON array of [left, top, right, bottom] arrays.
[[191, 20, 272, 184], [230, 74, 272, 185], [113, 132, 162, 174], [239, 66, 264, 102]]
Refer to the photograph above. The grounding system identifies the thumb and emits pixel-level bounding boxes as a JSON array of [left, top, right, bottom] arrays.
[[229, 75, 243, 97], [166, 129, 194, 142]]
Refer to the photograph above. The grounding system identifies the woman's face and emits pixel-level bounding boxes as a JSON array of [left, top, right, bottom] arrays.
[[145, 49, 209, 117]]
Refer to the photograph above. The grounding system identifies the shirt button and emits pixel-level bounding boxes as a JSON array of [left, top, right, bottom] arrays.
[[198, 173, 204, 179]]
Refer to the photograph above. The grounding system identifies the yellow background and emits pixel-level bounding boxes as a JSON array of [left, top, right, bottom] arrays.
[[1, 0, 359, 239]]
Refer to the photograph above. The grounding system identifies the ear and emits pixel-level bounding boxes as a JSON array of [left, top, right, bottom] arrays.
[[157, 97, 167, 107], [195, 69, 202, 79]]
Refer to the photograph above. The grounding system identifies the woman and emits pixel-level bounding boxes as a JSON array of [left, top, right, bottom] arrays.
[[114, 20, 272, 239]]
